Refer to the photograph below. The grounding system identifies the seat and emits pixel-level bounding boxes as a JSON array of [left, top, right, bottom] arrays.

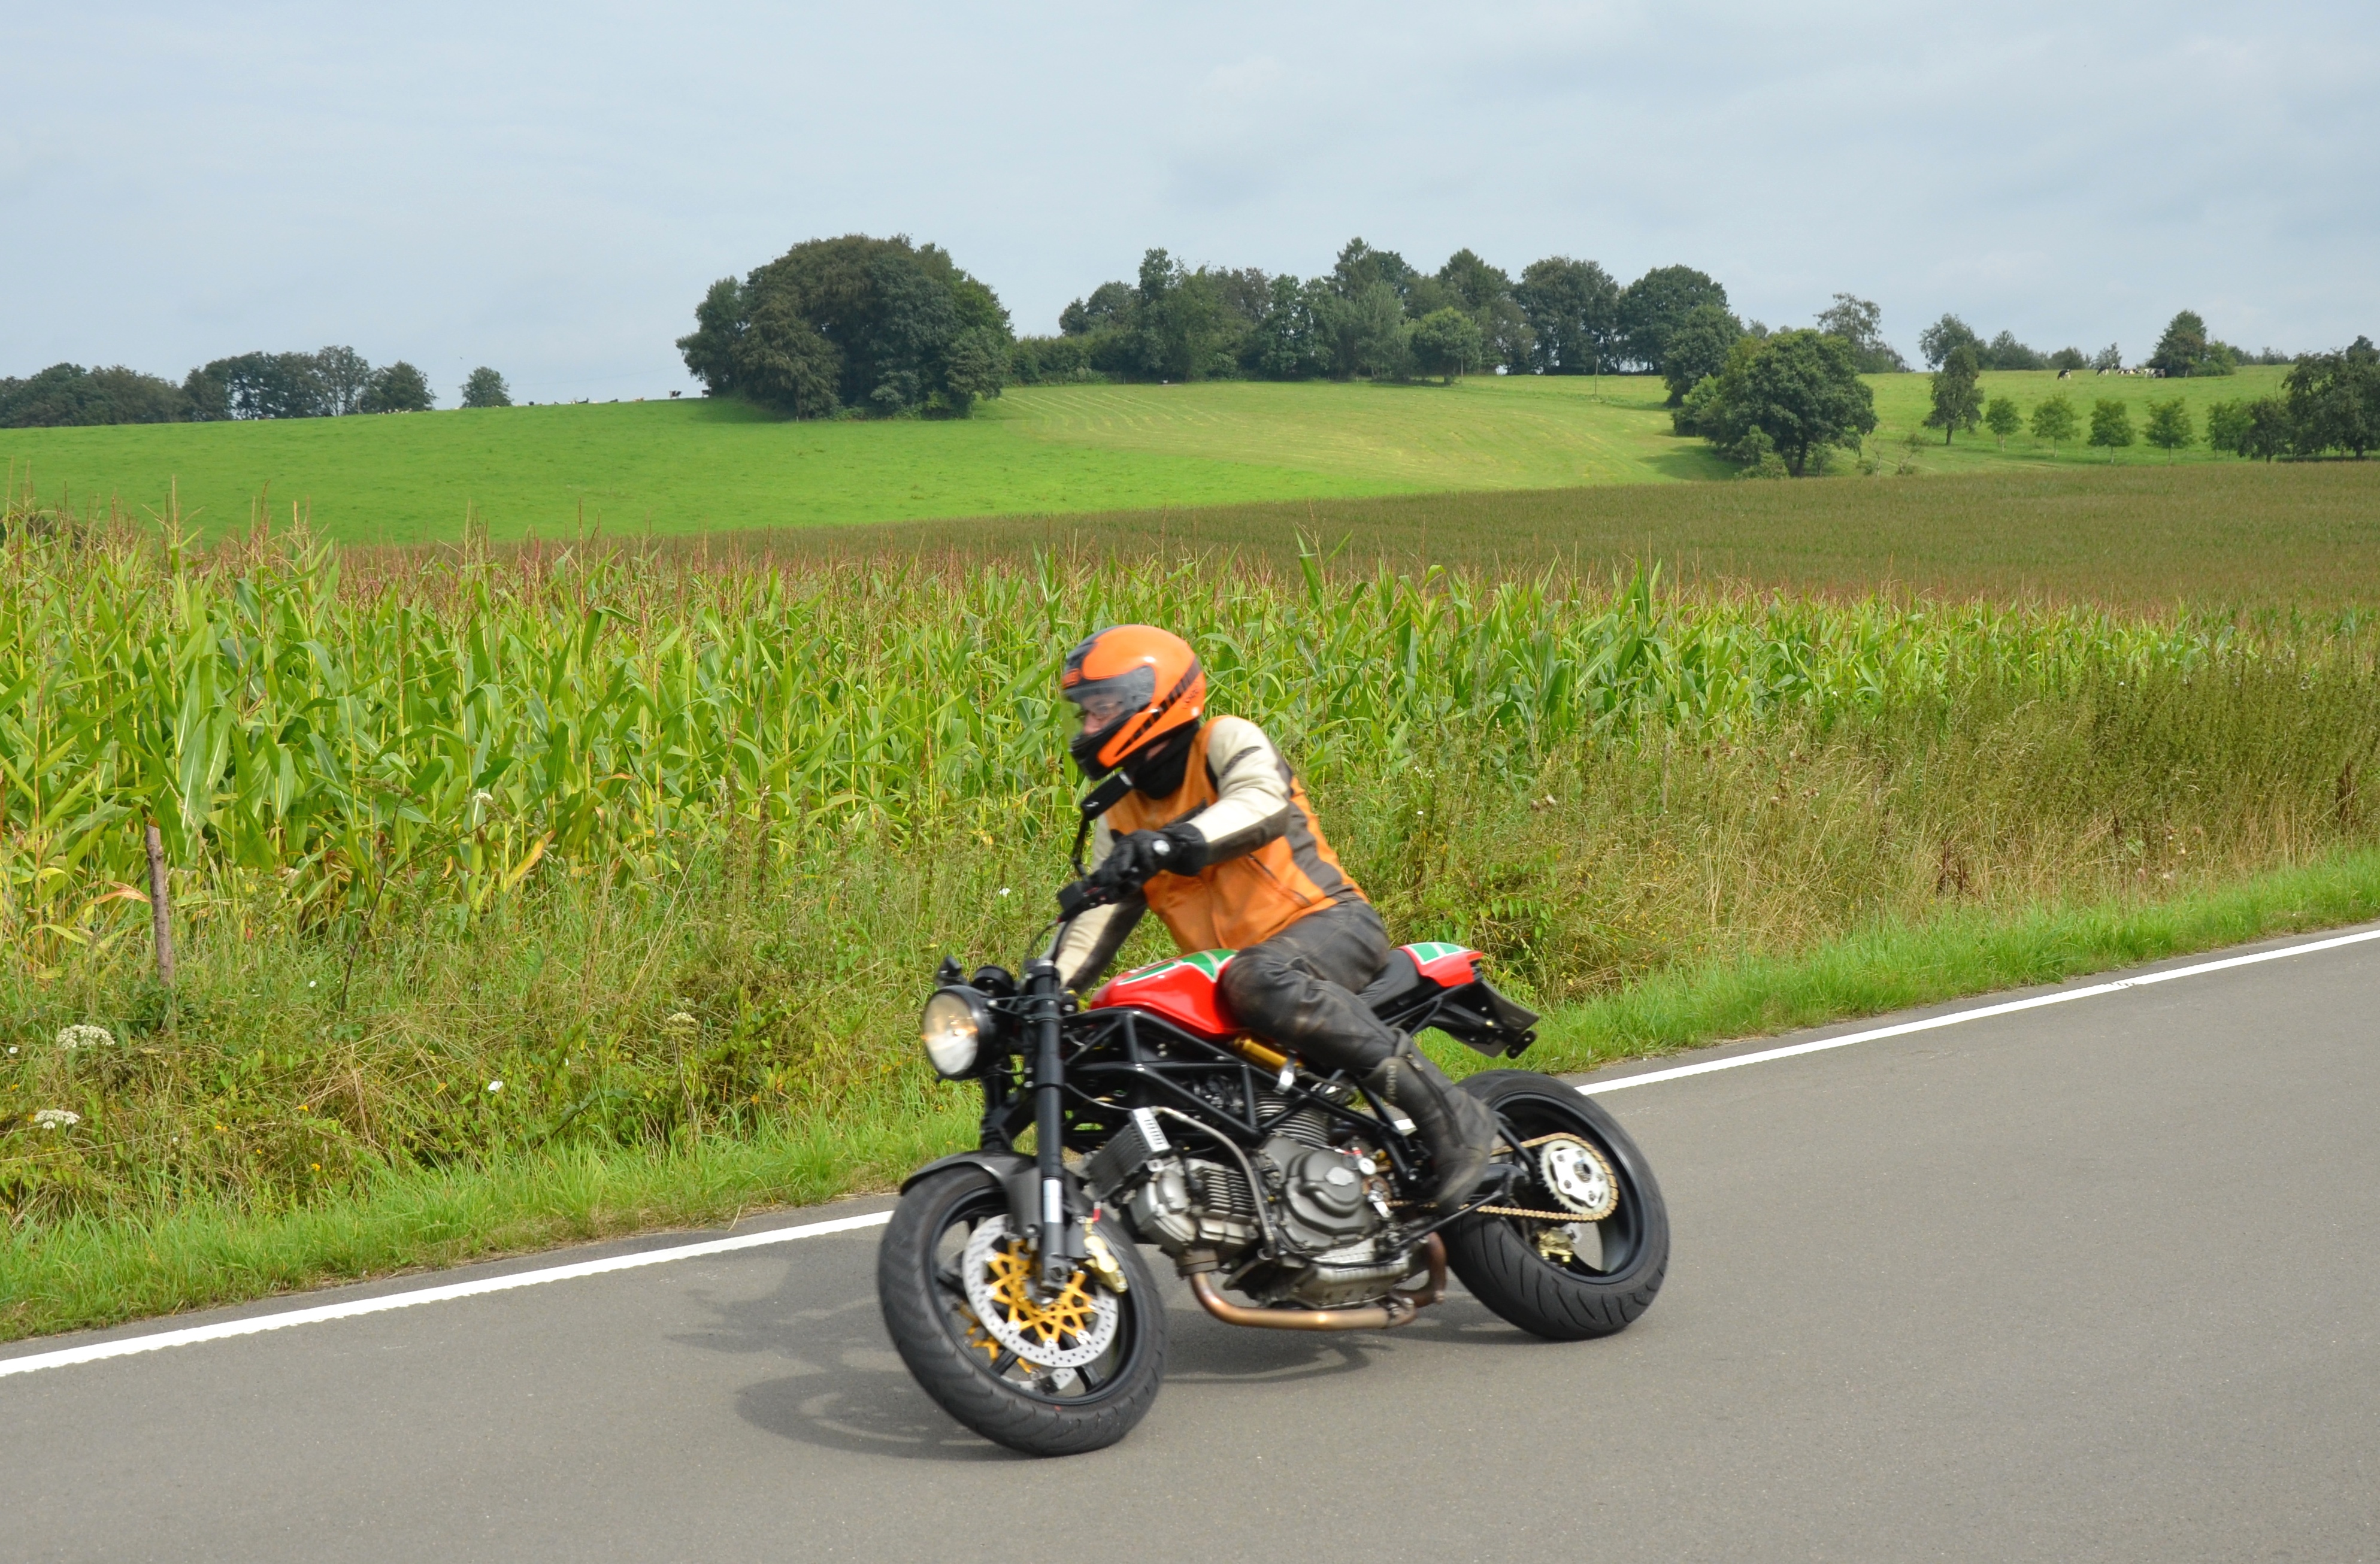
[[1358, 946, 1428, 1017]]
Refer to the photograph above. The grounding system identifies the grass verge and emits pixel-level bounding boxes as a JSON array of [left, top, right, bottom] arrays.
[[10, 847, 2378, 1345]]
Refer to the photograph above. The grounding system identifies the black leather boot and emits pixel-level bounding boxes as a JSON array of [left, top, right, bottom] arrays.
[[1361, 1038, 1497, 1207]]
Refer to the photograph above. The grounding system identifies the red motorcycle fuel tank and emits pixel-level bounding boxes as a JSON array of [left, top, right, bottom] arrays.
[[1088, 950, 1239, 1036]]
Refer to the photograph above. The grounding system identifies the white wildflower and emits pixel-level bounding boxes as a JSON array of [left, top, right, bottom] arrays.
[[55, 1025, 115, 1051], [486, 1080, 504, 1095], [34, 1108, 80, 1129], [998, 887, 1012, 897], [664, 1011, 698, 1031]]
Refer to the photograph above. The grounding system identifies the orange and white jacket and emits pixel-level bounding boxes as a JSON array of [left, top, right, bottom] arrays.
[[1055, 716, 1365, 990]]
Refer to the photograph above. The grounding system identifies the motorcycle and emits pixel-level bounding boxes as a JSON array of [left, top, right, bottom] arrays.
[[876, 793, 1669, 1456]]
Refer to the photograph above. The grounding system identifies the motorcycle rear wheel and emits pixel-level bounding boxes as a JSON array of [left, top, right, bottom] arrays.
[[1444, 1069, 1669, 1341], [876, 1164, 1167, 1456]]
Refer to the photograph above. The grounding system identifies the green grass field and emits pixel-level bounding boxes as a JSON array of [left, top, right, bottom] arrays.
[[7, 367, 2297, 546]]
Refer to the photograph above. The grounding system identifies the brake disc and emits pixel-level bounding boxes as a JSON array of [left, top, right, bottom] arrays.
[[961, 1216, 1121, 1371], [1533, 1134, 1620, 1221]]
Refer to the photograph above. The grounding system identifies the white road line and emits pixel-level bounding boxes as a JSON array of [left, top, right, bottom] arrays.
[[0, 1211, 892, 1380], [8, 921, 2378, 1381], [1579, 923, 2380, 1095]]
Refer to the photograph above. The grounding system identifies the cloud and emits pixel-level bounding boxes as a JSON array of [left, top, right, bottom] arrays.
[[5, 0, 2373, 398]]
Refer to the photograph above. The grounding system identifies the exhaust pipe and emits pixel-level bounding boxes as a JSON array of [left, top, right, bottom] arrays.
[[1187, 1235, 1446, 1332]]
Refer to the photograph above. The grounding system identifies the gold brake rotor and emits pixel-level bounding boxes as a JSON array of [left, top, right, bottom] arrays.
[[982, 1241, 1101, 1354], [958, 1218, 1123, 1371]]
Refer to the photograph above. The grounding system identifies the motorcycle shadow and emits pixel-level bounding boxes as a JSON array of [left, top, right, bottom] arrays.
[[714, 1273, 1525, 1462]]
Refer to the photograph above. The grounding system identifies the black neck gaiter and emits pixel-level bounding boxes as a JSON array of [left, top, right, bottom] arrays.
[[1121, 722, 1199, 801]]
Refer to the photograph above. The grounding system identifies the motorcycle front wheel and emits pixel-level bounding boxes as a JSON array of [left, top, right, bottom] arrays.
[[876, 1164, 1167, 1456], [1444, 1069, 1670, 1341]]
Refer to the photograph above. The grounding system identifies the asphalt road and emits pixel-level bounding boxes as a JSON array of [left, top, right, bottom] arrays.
[[7, 928, 2378, 1563]]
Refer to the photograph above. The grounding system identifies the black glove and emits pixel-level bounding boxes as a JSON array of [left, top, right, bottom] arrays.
[[1090, 830, 1167, 898]]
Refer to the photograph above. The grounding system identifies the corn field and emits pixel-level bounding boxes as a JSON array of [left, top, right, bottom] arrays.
[[8, 511, 2380, 1236], [0, 516, 2314, 959]]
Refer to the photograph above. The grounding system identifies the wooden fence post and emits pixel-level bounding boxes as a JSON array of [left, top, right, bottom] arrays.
[[145, 820, 175, 986]]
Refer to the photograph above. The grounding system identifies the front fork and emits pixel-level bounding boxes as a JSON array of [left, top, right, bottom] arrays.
[[1020, 957, 1086, 1293]]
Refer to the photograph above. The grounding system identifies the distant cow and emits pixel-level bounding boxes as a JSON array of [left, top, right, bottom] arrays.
[[2057, 368, 2073, 379]]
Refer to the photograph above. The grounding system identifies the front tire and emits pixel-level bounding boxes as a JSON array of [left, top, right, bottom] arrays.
[[1443, 1069, 1669, 1341], [876, 1165, 1167, 1456]]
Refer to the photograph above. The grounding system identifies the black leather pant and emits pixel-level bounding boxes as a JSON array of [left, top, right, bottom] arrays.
[[1217, 899, 1403, 1073]]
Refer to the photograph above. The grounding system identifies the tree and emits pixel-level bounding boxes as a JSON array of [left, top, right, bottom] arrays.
[[1059, 281, 1133, 337], [0, 363, 190, 428], [941, 328, 1009, 411], [180, 364, 231, 421], [2048, 347, 2088, 373], [677, 278, 747, 388], [2282, 337, 2379, 457], [2090, 343, 2124, 372], [2087, 398, 2133, 460], [1984, 395, 2022, 450], [362, 362, 434, 413], [1410, 308, 1485, 382], [1660, 302, 1743, 404], [1617, 265, 1727, 373], [1244, 274, 1329, 380], [1688, 329, 1877, 475], [1918, 313, 1981, 369], [1346, 282, 1413, 380], [314, 346, 374, 414], [2146, 310, 2209, 378], [1130, 249, 1237, 381], [191, 351, 331, 419], [677, 234, 1012, 417], [1924, 342, 1984, 444], [2030, 394, 2079, 455], [1814, 293, 1908, 373], [1514, 256, 1621, 378], [2240, 398, 2293, 462], [2203, 398, 2251, 456], [727, 286, 840, 416], [1978, 331, 2046, 371], [1435, 249, 1533, 370], [461, 367, 511, 408], [2142, 398, 2193, 459], [1330, 238, 1417, 303]]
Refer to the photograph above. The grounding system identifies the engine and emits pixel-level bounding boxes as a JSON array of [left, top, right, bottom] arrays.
[[1083, 1100, 1412, 1310]]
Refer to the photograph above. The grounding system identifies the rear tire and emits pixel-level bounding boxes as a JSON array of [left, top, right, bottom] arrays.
[[876, 1165, 1167, 1456], [1443, 1069, 1669, 1341]]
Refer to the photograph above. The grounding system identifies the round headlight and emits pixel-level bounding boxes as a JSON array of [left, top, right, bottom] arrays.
[[920, 987, 989, 1078]]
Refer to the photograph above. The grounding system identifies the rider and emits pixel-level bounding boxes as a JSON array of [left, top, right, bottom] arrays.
[[1052, 625, 1495, 1206]]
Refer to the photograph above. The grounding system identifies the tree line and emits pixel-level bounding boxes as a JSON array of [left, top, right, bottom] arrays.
[[0, 351, 514, 429], [1014, 241, 1766, 392], [1867, 332, 2377, 468], [1957, 341, 2378, 462], [1915, 308, 2294, 376], [1675, 316, 2370, 477]]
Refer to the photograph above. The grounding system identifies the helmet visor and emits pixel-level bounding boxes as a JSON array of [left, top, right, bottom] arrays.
[[1063, 664, 1156, 737]]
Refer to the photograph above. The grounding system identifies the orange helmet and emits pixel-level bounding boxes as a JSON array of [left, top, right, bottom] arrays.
[[1061, 626, 1205, 779]]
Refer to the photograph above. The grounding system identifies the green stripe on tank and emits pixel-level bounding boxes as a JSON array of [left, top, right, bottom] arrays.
[[1115, 948, 1237, 984], [1404, 941, 1471, 962]]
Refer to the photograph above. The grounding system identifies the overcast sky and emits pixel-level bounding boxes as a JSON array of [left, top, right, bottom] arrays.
[[10, 2, 2373, 403]]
